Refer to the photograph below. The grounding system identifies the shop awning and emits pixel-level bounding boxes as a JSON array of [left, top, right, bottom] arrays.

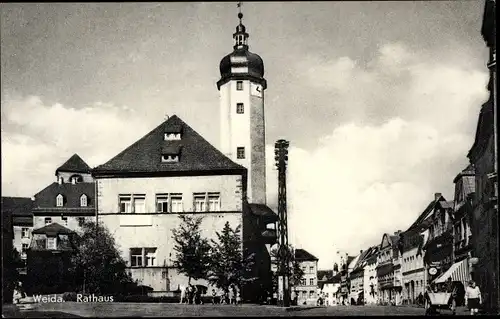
[[433, 258, 469, 287]]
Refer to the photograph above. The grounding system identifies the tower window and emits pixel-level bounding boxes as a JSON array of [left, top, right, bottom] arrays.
[[236, 103, 244, 114], [237, 147, 245, 159], [80, 194, 88, 207], [236, 81, 243, 91]]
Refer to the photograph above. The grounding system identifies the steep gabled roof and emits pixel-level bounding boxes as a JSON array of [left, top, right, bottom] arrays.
[[56, 154, 91, 174], [295, 248, 318, 261], [93, 115, 245, 176], [407, 194, 445, 231], [33, 182, 95, 209]]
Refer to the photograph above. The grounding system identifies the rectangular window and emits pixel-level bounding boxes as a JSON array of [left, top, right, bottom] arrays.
[[164, 133, 181, 141], [193, 193, 206, 212], [208, 192, 221, 211], [21, 243, 29, 258], [171, 194, 183, 213], [119, 195, 132, 213], [21, 227, 29, 238], [162, 154, 179, 163], [44, 217, 52, 225], [156, 194, 169, 213], [309, 278, 315, 286], [300, 278, 306, 286], [236, 81, 243, 91], [130, 248, 143, 267], [145, 248, 157, 267], [47, 237, 56, 250], [236, 103, 244, 114], [309, 266, 314, 273], [302, 291, 307, 297], [309, 291, 315, 298], [237, 147, 245, 159], [61, 216, 68, 226], [133, 195, 146, 214]]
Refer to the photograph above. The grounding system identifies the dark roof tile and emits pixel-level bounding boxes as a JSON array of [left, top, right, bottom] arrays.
[[56, 154, 91, 174], [93, 115, 245, 175], [34, 182, 95, 209], [295, 248, 318, 261], [248, 204, 279, 223], [1, 197, 33, 216]]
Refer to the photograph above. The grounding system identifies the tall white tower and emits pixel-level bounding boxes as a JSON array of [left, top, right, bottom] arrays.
[[217, 10, 267, 204]]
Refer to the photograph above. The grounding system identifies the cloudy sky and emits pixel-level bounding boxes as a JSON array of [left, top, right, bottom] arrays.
[[1, 2, 490, 269]]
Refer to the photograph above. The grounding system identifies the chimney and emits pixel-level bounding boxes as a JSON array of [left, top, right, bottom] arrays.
[[434, 193, 442, 201]]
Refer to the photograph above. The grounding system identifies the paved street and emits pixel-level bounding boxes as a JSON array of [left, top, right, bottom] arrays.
[[4, 303, 476, 317]]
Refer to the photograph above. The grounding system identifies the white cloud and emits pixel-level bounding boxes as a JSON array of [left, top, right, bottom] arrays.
[[1, 96, 154, 197], [268, 43, 487, 269]]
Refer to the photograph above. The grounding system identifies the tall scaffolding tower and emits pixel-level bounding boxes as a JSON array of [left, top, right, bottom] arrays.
[[275, 139, 290, 307]]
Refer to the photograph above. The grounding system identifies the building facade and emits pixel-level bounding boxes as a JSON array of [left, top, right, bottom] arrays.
[[376, 233, 402, 304], [363, 247, 379, 305], [92, 115, 276, 300], [401, 228, 426, 304], [294, 249, 319, 305], [468, 0, 498, 312]]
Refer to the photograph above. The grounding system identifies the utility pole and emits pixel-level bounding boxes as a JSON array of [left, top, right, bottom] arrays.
[[275, 139, 290, 307]]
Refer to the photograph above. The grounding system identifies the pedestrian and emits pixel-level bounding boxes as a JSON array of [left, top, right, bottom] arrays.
[[291, 290, 297, 306], [179, 285, 186, 304], [211, 289, 217, 305], [228, 286, 235, 305], [465, 280, 482, 316], [236, 290, 241, 305]]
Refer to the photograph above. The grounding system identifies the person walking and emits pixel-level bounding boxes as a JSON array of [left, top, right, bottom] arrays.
[[236, 290, 241, 305], [228, 286, 235, 305], [211, 289, 217, 305], [465, 280, 482, 315], [179, 285, 186, 304]]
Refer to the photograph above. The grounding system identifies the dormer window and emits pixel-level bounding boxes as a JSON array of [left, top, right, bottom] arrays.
[[161, 144, 182, 163], [164, 133, 182, 141], [70, 174, 83, 184], [162, 155, 179, 163], [80, 194, 88, 207], [56, 194, 64, 207]]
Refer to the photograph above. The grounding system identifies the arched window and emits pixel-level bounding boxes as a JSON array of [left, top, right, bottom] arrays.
[[70, 174, 83, 184], [56, 194, 64, 207], [80, 194, 88, 207]]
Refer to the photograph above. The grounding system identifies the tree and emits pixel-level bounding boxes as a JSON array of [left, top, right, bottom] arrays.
[[208, 222, 256, 292], [171, 215, 211, 284], [270, 244, 304, 290], [69, 220, 137, 294], [3, 248, 23, 303]]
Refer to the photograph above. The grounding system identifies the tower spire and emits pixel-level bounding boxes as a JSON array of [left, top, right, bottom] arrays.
[[233, 2, 249, 49]]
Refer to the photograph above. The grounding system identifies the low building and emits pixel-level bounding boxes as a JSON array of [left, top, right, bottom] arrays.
[[25, 223, 77, 295], [319, 272, 341, 306]]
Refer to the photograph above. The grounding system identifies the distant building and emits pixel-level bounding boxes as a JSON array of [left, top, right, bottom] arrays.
[[293, 249, 319, 305], [319, 272, 341, 306], [451, 165, 475, 288], [32, 154, 95, 232], [376, 232, 402, 304], [349, 249, 373, 305], [339, 255, 355, 305], [468, 0, 498, 312], [363, 246, 379, 305]]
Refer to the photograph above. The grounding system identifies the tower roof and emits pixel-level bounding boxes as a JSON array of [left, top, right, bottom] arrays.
[[55, 154, 91, 175], [92, 115, 246, 177], [218, 9, 266, 90]]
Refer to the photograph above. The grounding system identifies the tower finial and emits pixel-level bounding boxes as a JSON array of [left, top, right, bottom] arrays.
[[237, 2, 243, 21]]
